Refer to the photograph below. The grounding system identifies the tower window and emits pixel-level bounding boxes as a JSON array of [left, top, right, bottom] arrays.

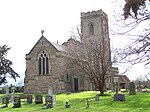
[[38, 50, 49, 75], [89, 23, 94, 35], [66, 74, 69, 81]]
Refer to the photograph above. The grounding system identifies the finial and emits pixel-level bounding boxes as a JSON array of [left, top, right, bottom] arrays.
[[41, 30, 44, 36]]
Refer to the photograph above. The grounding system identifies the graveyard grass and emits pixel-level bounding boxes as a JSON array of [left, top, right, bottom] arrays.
[[0, 91, 150, 112]]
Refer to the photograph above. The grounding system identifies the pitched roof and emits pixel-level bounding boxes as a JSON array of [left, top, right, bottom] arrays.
[[27, 36, 67, 55], [119, 75, 130, 83], [51, 42, 67, 52]]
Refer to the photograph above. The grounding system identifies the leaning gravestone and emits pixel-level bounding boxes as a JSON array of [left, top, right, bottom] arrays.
[[129, 82, 136, 95], [35, 94, 43, 104]]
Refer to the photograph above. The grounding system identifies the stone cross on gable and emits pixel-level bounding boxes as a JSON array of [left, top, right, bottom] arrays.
[[41, 30, 44, 45], [41, 30, 44, 36]]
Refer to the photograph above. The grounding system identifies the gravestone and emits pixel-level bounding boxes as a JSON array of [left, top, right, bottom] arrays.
[[114, 94, 126, 101], [35, 94, 43, 104], [1, 97, 9, 108], [53, 95, 56, 105], [95, 95, 100, 101], [11, 86, 16, 102], [5, 85, 9, 96], [129, 82, 136, 95], [27, 95, 33, 104], [65, 101, 70, 108], [85, 98, 89, 108], [45, 96, 53, 108], [1, 86, 10, 108], [48, 86, 52, 96], [47, 86, 56, 105], [12, 96, 21, 108], [137, 87, 142, 92], [66, 92, 71, 95], [2, 97, 9, 104]]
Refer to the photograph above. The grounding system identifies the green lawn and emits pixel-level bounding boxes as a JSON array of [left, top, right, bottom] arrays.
[[0, 91, 150, 112]]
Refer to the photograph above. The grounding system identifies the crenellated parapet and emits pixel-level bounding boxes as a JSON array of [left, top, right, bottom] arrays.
[[81, 9, 108, 20]]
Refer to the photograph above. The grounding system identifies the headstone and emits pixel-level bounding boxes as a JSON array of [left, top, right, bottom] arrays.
[[95, 95, 100, 101], [65, 101, 70, 108], [5, 85, 9, 96], [45, 96, 53, 108], [11, 86, 16, 102], [66, 92, 71, 95], [2, 97, 9, 104], [35, 94, 43, 104], [1, 85, 10, 108], [114, 94, 126, 101], [53, 95, 56, 105], [27, 95, 33, 104], [12, 96, 21, 108], [129, 82, 136, 95], [1, 97, 9, 108], [48, 86, 52, 96], [137, 87, 142, 92], [85, 98, 89, 108]]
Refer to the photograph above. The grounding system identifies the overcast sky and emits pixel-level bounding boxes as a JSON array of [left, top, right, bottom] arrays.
[[0, 0, 148, 85]]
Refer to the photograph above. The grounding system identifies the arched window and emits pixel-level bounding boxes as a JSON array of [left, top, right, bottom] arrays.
[[89, 23, 94, 35], [38, 50, 49, 75]]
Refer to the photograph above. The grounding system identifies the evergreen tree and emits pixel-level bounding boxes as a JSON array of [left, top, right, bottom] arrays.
[[0, 45, 19, 85]]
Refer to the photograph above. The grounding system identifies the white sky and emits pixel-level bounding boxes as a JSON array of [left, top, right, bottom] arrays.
[[0, 0, 148, 85]]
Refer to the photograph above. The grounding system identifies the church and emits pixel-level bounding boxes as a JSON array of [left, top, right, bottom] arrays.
[[24, 10, 119, 94]]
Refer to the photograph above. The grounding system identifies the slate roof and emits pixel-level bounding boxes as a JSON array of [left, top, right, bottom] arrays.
[[118, 75, 130, 83], [51, 42, 67, 52]]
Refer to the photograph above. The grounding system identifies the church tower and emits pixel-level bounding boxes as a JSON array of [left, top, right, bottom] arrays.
[[81, 9, 111, 64], [81, 10, 109, 44]]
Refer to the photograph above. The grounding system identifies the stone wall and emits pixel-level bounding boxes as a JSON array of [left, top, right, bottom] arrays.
[[24, 9, 116, 94]]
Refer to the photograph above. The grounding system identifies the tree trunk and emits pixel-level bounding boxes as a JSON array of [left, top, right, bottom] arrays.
[[99, 84, 104, 95], [99, 79, 105, 95]]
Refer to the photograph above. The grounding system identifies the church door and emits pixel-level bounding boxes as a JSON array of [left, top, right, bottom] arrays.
[[74, 78, 78, 92]]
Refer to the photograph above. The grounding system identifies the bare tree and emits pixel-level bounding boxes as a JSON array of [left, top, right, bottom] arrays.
[[65, 27, 115, 95], [133, 74, 150, 88], [110, 0, 150, 73]]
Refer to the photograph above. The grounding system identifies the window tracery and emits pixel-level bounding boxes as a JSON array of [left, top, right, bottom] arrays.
[[38, 50, 49, 74]]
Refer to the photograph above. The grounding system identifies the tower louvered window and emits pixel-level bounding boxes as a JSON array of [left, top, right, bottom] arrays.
[[89, 23, 94, 35], [38, 51, 49, 75]]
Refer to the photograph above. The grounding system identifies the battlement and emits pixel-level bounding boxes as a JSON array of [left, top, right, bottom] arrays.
[[81, 9, 108, 19]]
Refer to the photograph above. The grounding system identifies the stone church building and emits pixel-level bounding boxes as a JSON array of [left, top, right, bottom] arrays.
[[24, 10, 119, 94]]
